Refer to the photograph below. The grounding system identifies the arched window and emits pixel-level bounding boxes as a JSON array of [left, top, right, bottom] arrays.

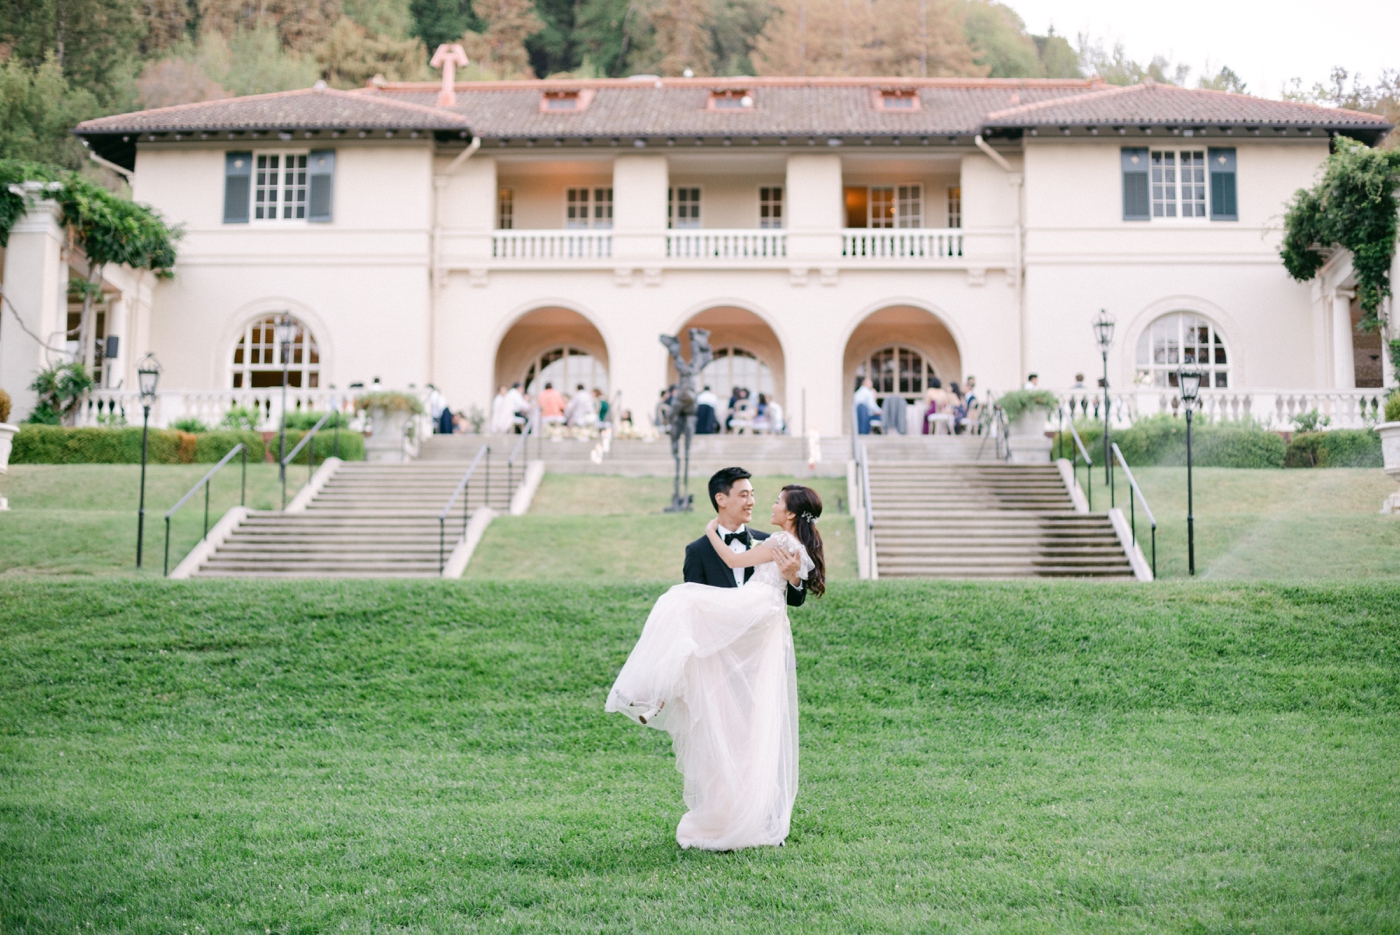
[[856, 345, 936, 403], [524, 347, 607, 396], [1135, 313, 1230, 388], [699, 347, 775, 403], [231, 315, 320, 388]]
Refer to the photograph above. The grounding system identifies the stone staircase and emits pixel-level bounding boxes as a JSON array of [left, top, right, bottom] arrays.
[[866, 461, 1139, 579], [192, 460, 514, 578]]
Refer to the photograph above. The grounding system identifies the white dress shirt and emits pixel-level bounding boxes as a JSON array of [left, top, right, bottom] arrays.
[[715, 522, 748, 587]]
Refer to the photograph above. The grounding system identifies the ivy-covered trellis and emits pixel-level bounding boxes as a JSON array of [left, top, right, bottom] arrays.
[[1280, 137, 1400, 374], [0, 159, 179, 379]]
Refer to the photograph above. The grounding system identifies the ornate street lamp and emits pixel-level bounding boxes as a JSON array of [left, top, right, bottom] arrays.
[[135, 353, 162, 568], [1178, 368, 1203, 576], [274, 314, 296, 495], [1092, 310, 1116, 492]]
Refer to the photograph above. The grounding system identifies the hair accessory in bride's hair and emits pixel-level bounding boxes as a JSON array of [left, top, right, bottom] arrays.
[[800, 511, 818, 524]]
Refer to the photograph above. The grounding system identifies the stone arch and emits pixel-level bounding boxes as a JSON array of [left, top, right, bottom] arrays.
[[493, 305, 610, 397], [667, 304, 787, 411], [842, 304, 963, 433]]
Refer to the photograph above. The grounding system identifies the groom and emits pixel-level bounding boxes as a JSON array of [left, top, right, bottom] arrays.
[[683, 467, 806, 607]]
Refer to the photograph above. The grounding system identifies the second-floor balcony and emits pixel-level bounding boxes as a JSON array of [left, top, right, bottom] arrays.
[[479, 227, 971, 269]]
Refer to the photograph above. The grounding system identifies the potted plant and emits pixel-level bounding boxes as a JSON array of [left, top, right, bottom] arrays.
[[997, 389, 1059, 463], [1374, 390, 1400, 514], [356, 390, 424, 462], [0, 388, 16, 476]]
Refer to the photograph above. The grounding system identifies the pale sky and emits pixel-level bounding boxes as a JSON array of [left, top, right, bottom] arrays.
[[1006, 0, 1397, 99]]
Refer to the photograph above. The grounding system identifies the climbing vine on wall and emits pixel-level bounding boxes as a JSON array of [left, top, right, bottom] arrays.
[[1281, 137, 1400, 336]]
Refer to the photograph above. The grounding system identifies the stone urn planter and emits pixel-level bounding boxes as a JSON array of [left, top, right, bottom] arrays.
[[0, 422, 17, 474], [1374, 421, 1400, 514], [358, 391, 424, 463], [1005, 408, 1054, 463]]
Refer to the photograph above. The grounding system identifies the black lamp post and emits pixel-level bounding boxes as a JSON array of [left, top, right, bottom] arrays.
[[1178, 368, 1202, 576], [135, 352, 162, 568], [1092, 310, 1116, 491], [274, 314, 296, 495]]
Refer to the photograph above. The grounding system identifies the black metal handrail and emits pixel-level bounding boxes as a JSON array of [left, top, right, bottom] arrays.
[[856, 440, 875, 577], [438, 445, 489, 573], [163, 443, 247, 576], [1065, 413, 1094, 511], [1113, 442, 1157, 579], [281, 408, 336, 509], [507, 408, 537, 499], [974, 391, 1002, 461]]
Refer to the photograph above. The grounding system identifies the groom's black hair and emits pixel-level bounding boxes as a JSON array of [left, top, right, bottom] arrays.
[[708, 466, 752, 512]]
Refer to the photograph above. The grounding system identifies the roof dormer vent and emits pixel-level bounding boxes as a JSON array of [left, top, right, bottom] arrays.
[[540, 89, 594, 113], [873, 88, 920, 111], [709, 89, 753, 110]]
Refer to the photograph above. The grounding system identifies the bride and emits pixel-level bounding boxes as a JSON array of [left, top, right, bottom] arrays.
[[605, 485, 827, 851]]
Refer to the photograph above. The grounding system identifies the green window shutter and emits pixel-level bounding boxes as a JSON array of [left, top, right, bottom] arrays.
[[1208, 147, 1237, 221], [223, 152, 252, 223], [1121, 148, 1149, 220], [307, 150, 335, 223]]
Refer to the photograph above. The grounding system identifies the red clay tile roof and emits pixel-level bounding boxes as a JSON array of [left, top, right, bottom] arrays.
[[981, 81, 1391, 132], [75, 86, 471, 134], [365, 76, 1104, 138]]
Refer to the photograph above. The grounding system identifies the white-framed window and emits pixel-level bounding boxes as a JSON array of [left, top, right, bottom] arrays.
[[700, 347, 775, 403], [759, 186, 783, 229], [498, 188, 514, 229], [1135, 313, 1230, 388], [566, 188, 612, 229], [524, 346, 608, 396], [254, 152, 308, 221], [669, 187, 701, 228], [231, 315, 321, 388], [857, 345, 937, 404], [865, 185, 922, 228], [1151, 150, 1207, 218], [947, 186, 961, 228]]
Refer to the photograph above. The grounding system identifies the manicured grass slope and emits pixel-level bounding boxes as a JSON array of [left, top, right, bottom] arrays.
[[2, 580, 1396, 932]]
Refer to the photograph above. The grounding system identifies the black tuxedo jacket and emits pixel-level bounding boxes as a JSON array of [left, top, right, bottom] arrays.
[[683, 528, 806, 608]]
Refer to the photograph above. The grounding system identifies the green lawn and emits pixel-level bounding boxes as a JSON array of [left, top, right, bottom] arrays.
[[0, 464, 288, 576], [467, 473, 859, 582], [1, 579, 1396, 932]]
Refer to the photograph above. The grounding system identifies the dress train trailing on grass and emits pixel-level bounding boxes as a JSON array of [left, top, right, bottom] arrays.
[[605, 531, 811, 851]]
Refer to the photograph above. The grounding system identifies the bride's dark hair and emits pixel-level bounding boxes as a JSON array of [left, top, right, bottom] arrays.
[[781, 485, 826, 597]]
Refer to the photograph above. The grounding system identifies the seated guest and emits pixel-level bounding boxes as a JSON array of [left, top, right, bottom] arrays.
[[853, 376, 880, 434], [695, 385, 720, 434], [565, 383, 596, 428], [594, 388, 610, 426], [765, 397, 786, 434]]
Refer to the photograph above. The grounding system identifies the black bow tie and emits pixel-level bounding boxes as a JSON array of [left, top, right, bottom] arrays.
[[723, 531, 750, 546]]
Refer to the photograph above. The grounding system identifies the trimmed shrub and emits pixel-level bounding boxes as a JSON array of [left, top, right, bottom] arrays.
[[1285, 430, 1383, 468], [282, 410, 350, 430], [997, 389, 1059, 422], [0, 387, 10, 423], [11, 425, 189, 464], [193, 430, 265, 464], [1057, 414, 1285, 468], [278, 428, 364, 464], [172, 417, 211, 433]]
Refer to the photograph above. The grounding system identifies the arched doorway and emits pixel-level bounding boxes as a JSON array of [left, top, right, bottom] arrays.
[[670, 305, 786, 432], [494, 306, 609, 399], [843, 305, 961, 432]]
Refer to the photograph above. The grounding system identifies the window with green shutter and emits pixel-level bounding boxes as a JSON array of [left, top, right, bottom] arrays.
[[1121, 148, 1149, 220], [223, 152, 252, 223], [308, 150, 335, 223], [1208, 148, 1237, 221]]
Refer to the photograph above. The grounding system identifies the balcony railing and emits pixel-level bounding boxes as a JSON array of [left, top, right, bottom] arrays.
[[667, 229, 787, 259], [492, 230, 612, 260], [842, 229, 964, 259]]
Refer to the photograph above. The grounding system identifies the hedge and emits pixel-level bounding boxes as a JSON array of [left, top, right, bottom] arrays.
[[1056, 415, 1286, 468], [1284, 429, 1383, 468], [12, 426, 267, 465], [277, 428, 365, 464]]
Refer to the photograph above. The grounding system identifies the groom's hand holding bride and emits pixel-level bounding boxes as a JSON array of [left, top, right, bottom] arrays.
[[704, 517, 802, 588]]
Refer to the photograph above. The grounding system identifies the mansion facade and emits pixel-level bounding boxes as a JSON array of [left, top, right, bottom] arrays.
[[1, 75, 1394, 433]]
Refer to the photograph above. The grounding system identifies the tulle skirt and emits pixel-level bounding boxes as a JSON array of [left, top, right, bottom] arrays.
[[605, 581, 799, 851]]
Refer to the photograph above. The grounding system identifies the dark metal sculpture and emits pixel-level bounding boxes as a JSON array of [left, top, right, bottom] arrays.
[[659, 328, 714, 512]]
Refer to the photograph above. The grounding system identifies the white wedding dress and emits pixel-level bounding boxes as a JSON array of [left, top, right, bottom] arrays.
[[605, 531, 813, 850]]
